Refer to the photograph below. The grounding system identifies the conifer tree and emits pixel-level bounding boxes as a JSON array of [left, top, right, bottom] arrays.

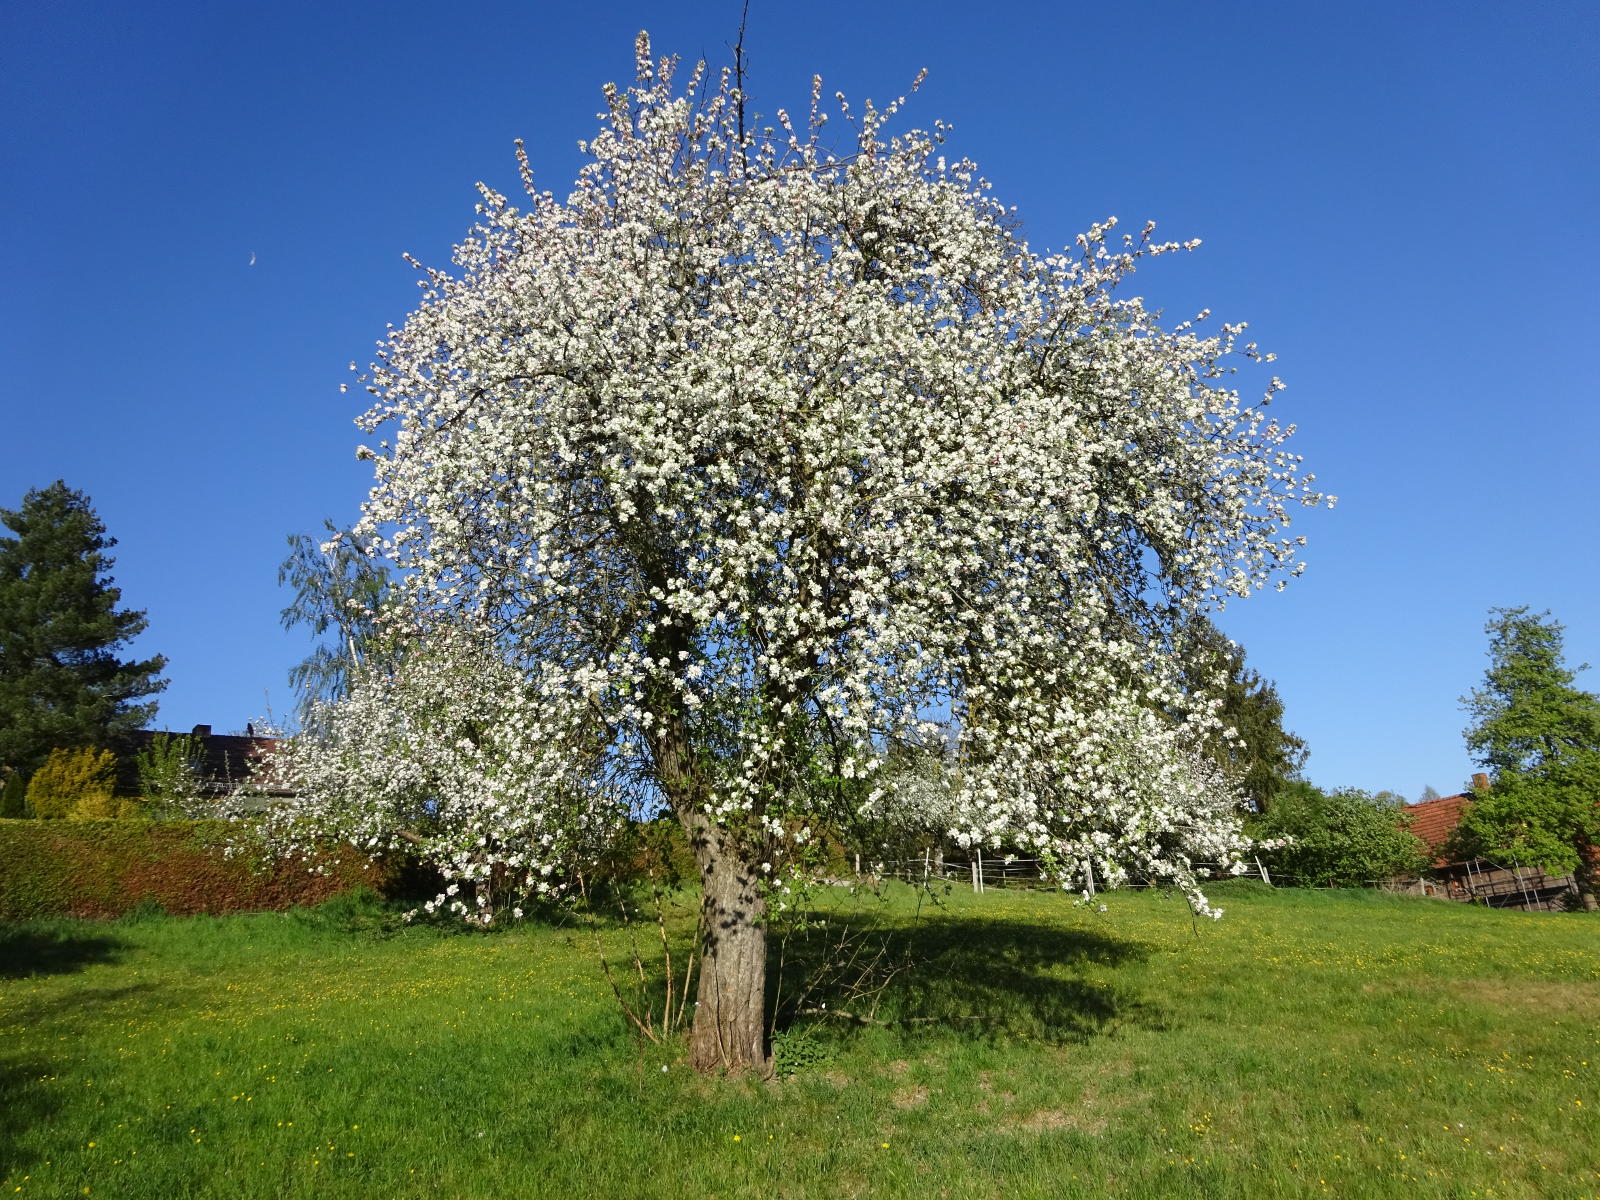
[[1178, 616, 1307, 812], [25, 746, 117, 820], [0, 482, 167, 777], [0, 771, 25, 819]]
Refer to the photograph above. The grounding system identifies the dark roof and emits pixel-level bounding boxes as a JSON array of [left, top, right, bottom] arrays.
[[128, 727, 289, 795]]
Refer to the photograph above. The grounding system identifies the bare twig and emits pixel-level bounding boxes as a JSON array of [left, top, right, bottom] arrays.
[[797, 1007, 985, 1027], [732, 0, 750, 148], [653, 885, 675, 1032], [577, 872, 660, 1044]]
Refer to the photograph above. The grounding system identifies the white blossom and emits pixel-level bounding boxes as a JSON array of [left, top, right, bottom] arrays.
[[266, 34, 1324, 921]]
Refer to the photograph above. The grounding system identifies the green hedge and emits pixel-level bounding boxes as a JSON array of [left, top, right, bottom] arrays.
[[590, 816, 700, 888], [586, 816, 854, 889], [0, 819, 400, 920]]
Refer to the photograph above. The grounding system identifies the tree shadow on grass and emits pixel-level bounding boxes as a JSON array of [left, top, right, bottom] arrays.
[[0, 1059, 63, 1181], [0, 926, 126, 979], [0, 981, 165, 1184], [770, 911, 1163, 1048]]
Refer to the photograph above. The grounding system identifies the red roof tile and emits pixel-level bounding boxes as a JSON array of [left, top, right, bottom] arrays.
[[1405, 793, 1473, 863]]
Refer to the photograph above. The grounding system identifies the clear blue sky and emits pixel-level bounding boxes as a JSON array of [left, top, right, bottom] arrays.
[[3, 0, 1595, 798]]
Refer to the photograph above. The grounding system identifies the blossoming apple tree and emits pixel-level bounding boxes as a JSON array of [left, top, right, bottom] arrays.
[[273, 35, 1325, 1072]]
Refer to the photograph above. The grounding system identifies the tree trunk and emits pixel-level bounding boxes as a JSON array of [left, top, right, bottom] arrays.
[[642, 650, 770, 1073], [1574, 851, 1600, 913], [679, 809, 769, 1074]]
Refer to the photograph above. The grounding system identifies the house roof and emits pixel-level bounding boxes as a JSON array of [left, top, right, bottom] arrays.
[[128, 726, 290, 796], [1405, 792, 1473, 861]]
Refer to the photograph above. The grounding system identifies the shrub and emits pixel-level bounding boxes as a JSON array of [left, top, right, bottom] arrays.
[[0, 772, 24, 819], [68, 792, 143, 820], [591, 816, 698, 888], [287, 886, 416, 938], [1252, 782, 1431, 888], [770, 1024, 833, 1076], [26, 747, 118, 819], [134, 732, 208, 818], [0, 818, 403, 919]]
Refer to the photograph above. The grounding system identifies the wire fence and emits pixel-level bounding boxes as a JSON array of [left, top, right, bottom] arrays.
[[844, 852, 1261, 895], [844, 850, 1582, 912]]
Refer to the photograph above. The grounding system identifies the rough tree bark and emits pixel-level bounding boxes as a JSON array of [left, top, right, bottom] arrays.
[[1575, 846, 1600, 913], [679, 809, 769, 1073], [646, 659, 771, 1075]]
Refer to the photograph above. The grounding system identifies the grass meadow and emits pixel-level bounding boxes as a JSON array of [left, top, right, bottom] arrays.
[[2, 881, 1597, 1199]]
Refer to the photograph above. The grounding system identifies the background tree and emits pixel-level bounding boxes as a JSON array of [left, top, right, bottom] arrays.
[[1448, 608, 1600, 911], [273, 36, 1325, 1073], [851, 738, 961, 875], [262, 620, 613, 923], [1416, 784, 1442, 804], [1178, 616, 1308, 812], [0, 482, 167, 777], [1252, 781, 1430, 887], [278, 519, 391, 724], [0, 772, 26, 819]]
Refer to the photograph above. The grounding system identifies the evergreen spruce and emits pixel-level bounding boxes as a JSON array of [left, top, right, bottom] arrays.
[[1178, 616, 1308, 812], [0, 481, 167, 777], [0, 771, 26, 819]]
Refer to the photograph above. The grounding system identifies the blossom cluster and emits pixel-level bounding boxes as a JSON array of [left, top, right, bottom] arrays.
[[279, 34, 1326, 917], [257, 622, 613, 920]]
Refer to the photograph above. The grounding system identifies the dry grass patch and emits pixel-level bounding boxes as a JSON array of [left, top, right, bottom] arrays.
[[1451, 977, 1600, 1015], [1019, 1106, 1107, 1135]]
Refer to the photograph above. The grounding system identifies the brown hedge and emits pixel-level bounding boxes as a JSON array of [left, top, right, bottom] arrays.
[[0, 819, 400, 920]]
